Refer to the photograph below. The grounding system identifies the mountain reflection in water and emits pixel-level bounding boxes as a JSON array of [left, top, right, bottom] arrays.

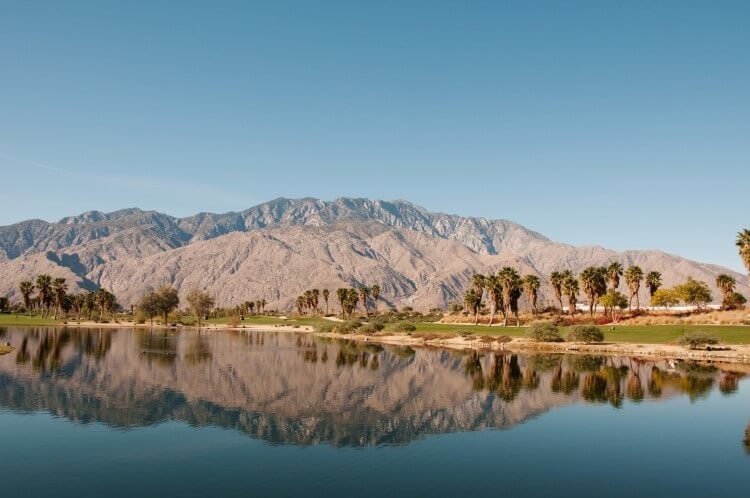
[[0, 326, 746, 447]]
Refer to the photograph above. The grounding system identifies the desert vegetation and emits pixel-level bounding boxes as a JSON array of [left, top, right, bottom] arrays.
[[455, 252, 746, 328], [295, 284, 381, 318], [13, 274, 118, 321]]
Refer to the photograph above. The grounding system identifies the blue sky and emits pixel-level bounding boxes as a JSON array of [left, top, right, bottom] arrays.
[[1, 1, 748, 271]]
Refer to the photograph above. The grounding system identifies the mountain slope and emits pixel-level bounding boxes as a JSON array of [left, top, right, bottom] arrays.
[[0, 198, 746, 309]]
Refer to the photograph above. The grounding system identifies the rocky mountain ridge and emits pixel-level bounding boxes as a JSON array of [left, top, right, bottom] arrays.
[[0, 197, 746, 309]]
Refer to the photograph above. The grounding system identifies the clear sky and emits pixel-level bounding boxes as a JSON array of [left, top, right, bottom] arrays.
[[1, 1, 748, 271]]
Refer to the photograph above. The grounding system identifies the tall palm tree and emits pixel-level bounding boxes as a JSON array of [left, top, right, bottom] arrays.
[[464, 288, 481, 325], [509, 283, 524, 327], [35, 274, 52, 317], [549, 271, 565, 312], [95, 288, 116, 320], [484, 275, 502, 326], [580, 267, 607, 316], [716, 274, 737, 303], [370, 284, 380, 313], [311, 289, 320, 313], [562, 274, 579, 315], [336, 288, 347, 318], [522, 275, 541, 316], [645, 271, 662, 301], [346, 288, 359, 318], [497, 267, 521, 327], [606, 262, 623, 291], [73, 293, 87, 320], [52, 277, 68, 319], [472, 273, 486, 294], [19, 281, 35, 314], [624, 266, 644, 310], [358, 287, 371, 316], [322, 289, 330, 315], [737, 229, 750, 276]]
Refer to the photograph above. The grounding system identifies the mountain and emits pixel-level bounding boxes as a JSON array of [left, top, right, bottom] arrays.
[[0, 197, 747, 309]]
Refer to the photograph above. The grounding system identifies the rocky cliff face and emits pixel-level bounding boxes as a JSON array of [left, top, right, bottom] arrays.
[[0, 197, 746, 309]]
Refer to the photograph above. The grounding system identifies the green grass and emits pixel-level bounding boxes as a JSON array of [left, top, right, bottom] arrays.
[[0, 313, 63, 326]]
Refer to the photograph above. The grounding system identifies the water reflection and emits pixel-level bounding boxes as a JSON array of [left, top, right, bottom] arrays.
[[0, 326, 747, 447]]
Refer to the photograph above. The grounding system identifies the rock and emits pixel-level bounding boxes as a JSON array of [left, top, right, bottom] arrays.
[[1, 197, 746, 310]]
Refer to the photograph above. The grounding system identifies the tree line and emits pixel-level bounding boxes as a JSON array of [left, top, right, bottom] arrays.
[[136, 287, 216, 327], [465, 260, 747, 326], [17, 274, 117, 320], [295, 284, 381, 318]]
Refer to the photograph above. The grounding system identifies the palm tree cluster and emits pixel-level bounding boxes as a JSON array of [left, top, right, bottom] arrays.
[[17, 274, 118, 320], [466, 263, 666, 324], [465, 268, 538, 326], [715, 274, 746, 310], [237, 299, 266, 316], [296, 289, 321, 314], [331, 284, 380, 318]]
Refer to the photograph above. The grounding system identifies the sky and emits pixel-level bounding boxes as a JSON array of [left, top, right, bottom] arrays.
[[0, 0, 748, 271]]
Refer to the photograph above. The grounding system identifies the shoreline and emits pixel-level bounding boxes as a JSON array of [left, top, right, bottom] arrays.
[[2, 320, 750, 364], [317, 332, 750, 364]]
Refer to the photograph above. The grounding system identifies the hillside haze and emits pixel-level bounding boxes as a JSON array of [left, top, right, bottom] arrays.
[[0, 197, 746, 309]]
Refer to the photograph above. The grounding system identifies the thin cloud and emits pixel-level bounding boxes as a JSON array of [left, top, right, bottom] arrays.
[[0, 151, 255, 215]]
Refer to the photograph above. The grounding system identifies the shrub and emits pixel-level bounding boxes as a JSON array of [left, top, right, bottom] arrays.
[[677, 332, 720, 349], [566, 325, 604, 343], [339, 319, 363, 333], [526, 322, 563, 342], [722, 292, 747, 310], [359, 322, 385, 335], [316, 319, 362, 334], [392, 321, 416, 332]]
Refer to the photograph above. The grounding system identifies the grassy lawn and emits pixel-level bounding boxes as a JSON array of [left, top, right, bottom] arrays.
[[0, 314, 63, 326]]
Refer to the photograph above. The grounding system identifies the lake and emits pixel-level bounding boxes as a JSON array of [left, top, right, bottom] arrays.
[[0, 326, 748, 497]]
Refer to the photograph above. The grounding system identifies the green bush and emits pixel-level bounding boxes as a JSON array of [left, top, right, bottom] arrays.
[[566, 325, 604, 343], [359, 322, 385, 335], [316, 319, 363, 334], [677, 332, 720, 349], [526, 322, 563, 342], [392, 321, 417, 332]]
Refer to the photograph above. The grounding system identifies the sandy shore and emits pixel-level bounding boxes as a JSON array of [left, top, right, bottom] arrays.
[[317, 331, 750, 364]]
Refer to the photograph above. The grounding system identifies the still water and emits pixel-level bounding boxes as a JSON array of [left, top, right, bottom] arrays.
[[0, 326, 748, 497]]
